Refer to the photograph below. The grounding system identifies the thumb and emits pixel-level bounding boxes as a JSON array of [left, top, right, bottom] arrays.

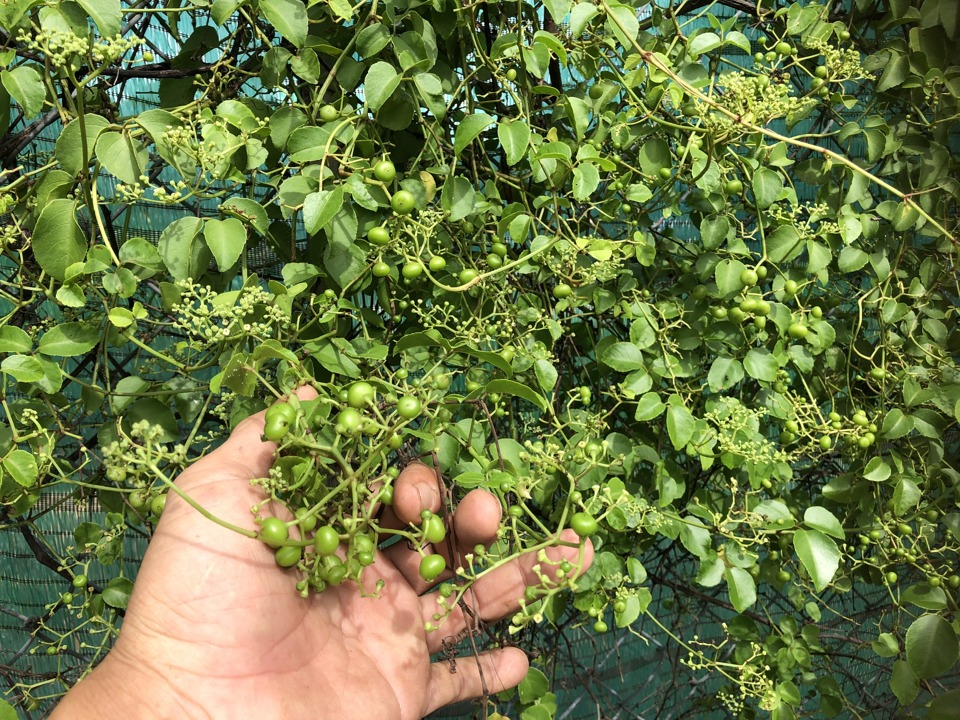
[[424, 647, 529, 716], [185, 385, 318, 485]]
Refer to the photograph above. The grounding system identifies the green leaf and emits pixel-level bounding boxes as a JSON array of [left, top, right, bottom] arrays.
[[291, 49, 320, 83], [311, 340, 361, 378], [327, 0, 353, 20], [364, 62, 400, 111], [323, 236, 365, 294], [724, 566, 756, 613], [602, 342, 644, 372], [441, 176, 476, 223], [1, 355, 44, 383], [614, 593, 643, 628], [566, 96, 591, 141], [902, 583, 948, 611], [357, 23, 391, 58], [1, 66, 44, 117], [755, 499, 796, 526], [0, 326, 32, 353], [743, 348, 778, 383], [77, 0, 121, 37], [766, 225, 803, 264], [38, 322, 99, 357], [0, 699, 17, 720], [707, 356, 743, 391], [454, 112, 494, 156], [303, 186, 345, 235], [929, 690, 960, 720], [906, 614, 958, 679], [700, 215, 730, 250], [56, 114, 110, 175], [714, 258, 747, 298], [634, 392, 665, 421], [871, 632, 900, 658], [803, 506, 844, 539], [521, 705, 551, 720], [158, 217, 209, 282], [222, 197, 270, 235], [882, 408, 914, 439], [893, 476, 921, 516], [203, 218, 246, 271], [32, 199, 86, 281], [605, 2, 639, 48], [639, 138, 670, 176], [542, 0, 571, 24], [838, 246, 869, 273], [689, 31, 722, 57], [124, 398, 179, 441], [3, 449, 38, 486], [572, 162, 600, 200], [806, 240, 832, 275], [569, 2, 599, 36], [793, 528, 840, 592], [259, 0, 307, 48], [485, 379, 547, 411], [95, 131, 147, 184], [891, 659, 919, 705], [696, 554, 724, 587], [667, 403, 695, 450], [534, 359, 558, 394], [725, 30, 752, 53], [679, 516, 712, 559], [212, 0, 242, 24], [863, 456, 891, 482], [533, 30, 567, 66], [753, 167, 783, 209], [877, 50, 909, 92], [102, 576, 134, 609], [518, 667, 549, 704]]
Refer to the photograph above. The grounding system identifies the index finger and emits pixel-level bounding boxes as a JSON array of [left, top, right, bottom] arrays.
[[422, 530, 594, 646]]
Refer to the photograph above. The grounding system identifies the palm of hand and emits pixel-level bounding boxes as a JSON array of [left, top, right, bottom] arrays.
[[121, 466, 437, 719], [55, 389, 590, 720]]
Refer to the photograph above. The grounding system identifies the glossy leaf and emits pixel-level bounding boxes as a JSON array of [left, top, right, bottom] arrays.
[[1, 66, 44, 117], [793, 529, 840, 592], [259, 0, 307, 48], [33, 200, 86, 281], [905, 614, 959, 679]]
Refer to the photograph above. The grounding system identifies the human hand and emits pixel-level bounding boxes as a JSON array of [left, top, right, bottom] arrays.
[[51, 386, 593, 719]]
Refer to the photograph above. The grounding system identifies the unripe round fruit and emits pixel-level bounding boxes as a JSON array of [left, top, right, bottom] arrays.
[[373, 160, 396, 182], [391, 190, 416, 215], [402, 261, 423, 280], [367, 226, 391, 246], [319, 104, 339, 122]]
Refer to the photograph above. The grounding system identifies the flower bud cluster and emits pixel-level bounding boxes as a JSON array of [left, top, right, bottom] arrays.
[[18, 29, 144, 67], [170, 280, 289, 350]]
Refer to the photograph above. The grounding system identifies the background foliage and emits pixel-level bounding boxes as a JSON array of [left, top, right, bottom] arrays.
[[0, 0, 958, 717]]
